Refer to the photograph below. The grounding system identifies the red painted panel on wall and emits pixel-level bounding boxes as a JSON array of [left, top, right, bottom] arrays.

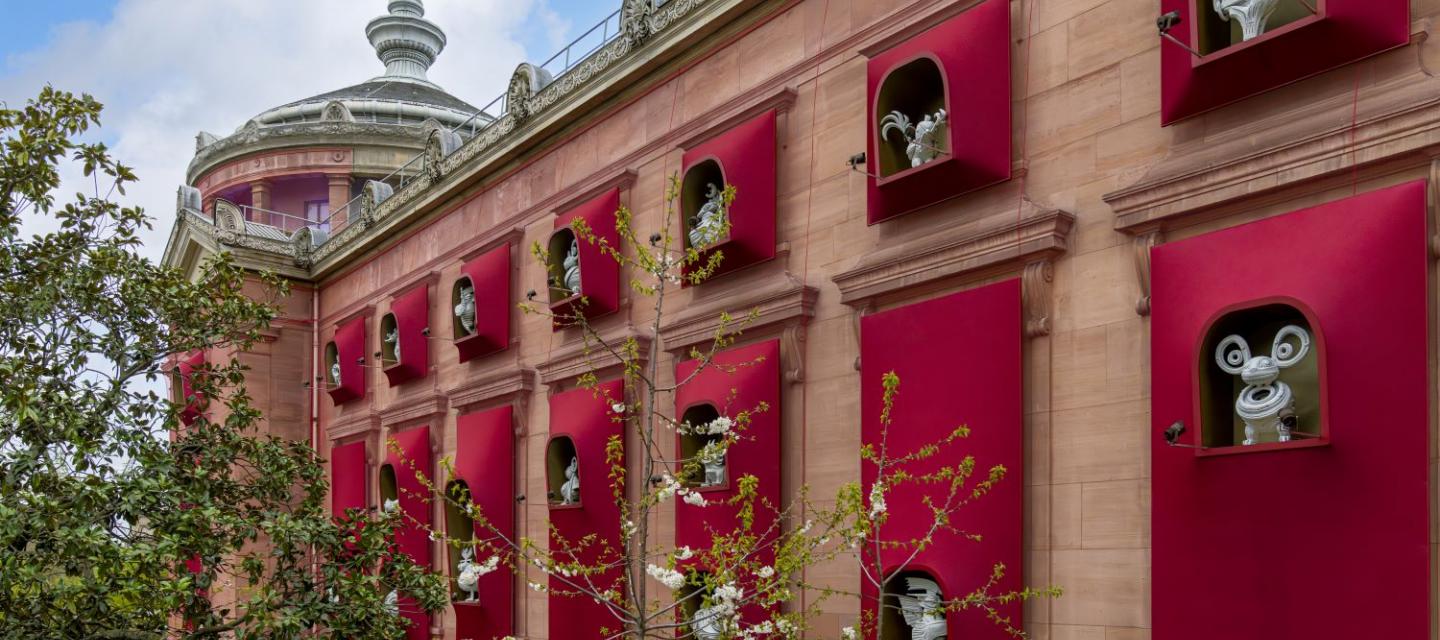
[[681, 110, 777, 280], [1151, 181, 1429, 638], [455, 243, 511, 362], [674, 340, 781, 553], [327, 315, 367, 404], [177, 350, 205, 425], [1159, 0, 1408, 124], [331, 440, 368, 517], [386, 425, 433, 640], [552, 189, 621, 325], [865, 0, 1011, 223], [384, 283, 430, 386], [453, 405, 516, 639], [548, 379, 625, 638], [860, 279, 1023, 638]]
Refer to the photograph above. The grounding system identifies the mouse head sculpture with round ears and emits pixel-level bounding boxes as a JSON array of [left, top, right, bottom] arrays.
[[1215, 324, 1311, 445]]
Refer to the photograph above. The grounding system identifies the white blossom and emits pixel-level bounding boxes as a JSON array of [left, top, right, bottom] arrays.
[[706, 416, 735, 435], [611, 402, 626, 414], [754, 565, 774, 579], [868, 481, 887, 519], [675, 545, 694, 561], [655, 474, 681, 502], [841, 625, 858, 640], [646, 563, 686, 590], [475, 555, 501, 576], [528, 581, 547, 593], [682, 491, 708, 507]]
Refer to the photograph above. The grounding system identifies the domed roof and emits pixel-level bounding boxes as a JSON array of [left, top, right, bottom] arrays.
[[245, 0, 479, 130]]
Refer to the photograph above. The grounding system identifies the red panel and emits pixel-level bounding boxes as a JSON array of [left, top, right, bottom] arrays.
[[681, 110, 777, 280], [327, 315, 367, 404], [1151, 181, 1429, 638], [177, 350, 206, 425], [860, 280, 1023, 638], [331, 440, 369, 516], [674, 340, 781, 553], [865, 0, 1011, 224], [455, 243, 512, 362], [552, 189, 621, 325], [548, 379, 626, 637], [453, 405, 516, 639], [386, 425, 433, 640], [1160, 0, 1408, 124], [384, 284, 430, 386]]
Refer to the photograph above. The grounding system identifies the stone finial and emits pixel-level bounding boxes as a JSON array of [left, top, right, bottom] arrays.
[[366, 0, 447, 82]]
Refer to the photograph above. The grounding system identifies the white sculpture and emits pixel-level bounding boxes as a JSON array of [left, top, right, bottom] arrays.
[[880, 108, 948, 169], [1214, 0, 1281, 41], [383, 589, 399, 616], [383, 497, 400, 514], [330, 359, 342, 387], [688, 183, 726, 249], [692, 603, 725, 640], [454, 283, 476, 335], [895, 576, 947, 640], [1215, 324, 1311, 445], [384, 326, 400, 363], [701, 453, 726, 488], [455, 547, 482, 603], [561, 239, 582, 294], [559, 456, 580, 504]]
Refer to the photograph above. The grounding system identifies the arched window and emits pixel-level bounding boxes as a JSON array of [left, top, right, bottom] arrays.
[[451, 276, 477, 339], [680, 158, 728, 251], [546, 436, 580, 507], [444, 479, 476, 601], [1199, 303, 1322, 448], [874, 56, 948, 179], [546, 228, 579, 304], [679, 403, 726, 490], [324, 342, 341, 388], [379, 312, 400, 366], [379, 463, 399, 511]]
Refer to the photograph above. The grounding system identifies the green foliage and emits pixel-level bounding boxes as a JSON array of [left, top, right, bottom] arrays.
[[0, 87, 445, 639]]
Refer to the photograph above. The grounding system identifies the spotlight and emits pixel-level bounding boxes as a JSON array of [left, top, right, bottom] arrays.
[[1156, 12, 1204, 58], [1163, 420, 1203, 449], [526, 289, 537, 300], [649, 232, 662, 246], [847, 152, 866, 168], [420, 327, 430, 336]]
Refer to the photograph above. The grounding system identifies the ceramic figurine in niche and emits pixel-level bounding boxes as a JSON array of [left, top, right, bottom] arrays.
[[384, 326, 400, 363], [383, 589, 399, 615], [561, 239, 582, 295], [880, 108, 948, 169], [383, 497, 400, 514], [700, 452, 726, 488], [687, 183, 726, 249], [1214, 0, 1280, 41], [895, 576, 947, 640], [455, 547, 482, 603], [330, 359, 342, 387], [559, 456, 581, 504], [692, 603, 724, 640], [1215, 324, 1311, 445], [454, 282, 476, 335]]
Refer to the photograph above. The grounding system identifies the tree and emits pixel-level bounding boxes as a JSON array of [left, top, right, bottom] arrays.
[[0, 87, 446, 639], [398, 176, 1059, 638]]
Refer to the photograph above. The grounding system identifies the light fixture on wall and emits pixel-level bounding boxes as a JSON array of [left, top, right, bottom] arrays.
[[847, 151, 882, 180], [1162, 420, 1204, 449], [1157, 12, 1206, 59]]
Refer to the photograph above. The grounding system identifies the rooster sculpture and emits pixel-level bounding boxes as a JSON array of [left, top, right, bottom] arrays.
[[1214, 0, 1280, 41], [880, 108, 948, 169]]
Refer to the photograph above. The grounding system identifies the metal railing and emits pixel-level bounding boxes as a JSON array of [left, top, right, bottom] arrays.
[[304, 6, 626, 243], [239, 205, 324, 235]]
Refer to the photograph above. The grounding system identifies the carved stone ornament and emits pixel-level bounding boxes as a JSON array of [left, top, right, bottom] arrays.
[[454, 282, 477, 335], [560, 455, 581, 504], [880, 108, 948, 169], [194, 131, 218, 152], [507, 62, 554, 124], [688, 183, 727, 249], [213, 198, 244, 233], [320, 100, 354, 123], [1132, 230, 1161, 316], [1214, 0, 1281, 41], [622, 0, 656, 45], [454, 546, 482, 603], [1022, 260, 1054, 338], [894, 576, 947, 640], [425, 127, 463, 181], [1215, 324, 1311, 445], [176, 184, 202, 213], [360, 180, 395, 227]]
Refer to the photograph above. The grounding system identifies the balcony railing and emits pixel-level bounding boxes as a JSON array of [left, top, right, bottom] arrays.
[[304, 6, 626, 244]]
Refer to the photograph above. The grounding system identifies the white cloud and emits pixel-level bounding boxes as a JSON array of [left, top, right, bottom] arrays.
[[1, 0, 564, 260]]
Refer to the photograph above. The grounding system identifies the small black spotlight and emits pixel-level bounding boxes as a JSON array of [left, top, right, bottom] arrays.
[[420, 327, 430, 336], [1156, 10, 1181, 34], [847, 151, 867, 168], [526, 289, 538, 300], [1163, 420, 1203, 449], [649, 232, 662, 246]]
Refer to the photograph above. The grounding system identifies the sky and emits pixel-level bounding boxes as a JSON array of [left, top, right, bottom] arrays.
[[0, 0, 614, 260]]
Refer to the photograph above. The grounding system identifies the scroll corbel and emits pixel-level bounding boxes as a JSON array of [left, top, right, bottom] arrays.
[[1133, 230, 1162, 316], [1022, 260, 1054, 338]]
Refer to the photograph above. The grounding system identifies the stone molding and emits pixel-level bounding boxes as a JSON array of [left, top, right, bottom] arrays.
[[675, 85, 799, 151], [659, 273, 817, 385], [446, 367, 536, 436], [329, 408, 381, 442], [188, 120, 428, 184], [377, 389, 450, 431], [537, 325, 653, 388]]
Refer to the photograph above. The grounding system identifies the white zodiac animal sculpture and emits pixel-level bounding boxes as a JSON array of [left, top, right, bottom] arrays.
[[561, 239, 582, 294], [1214, 0, 1281, 41], [384, 327, 400, 363], [330, 359, 342, 387], [455, 547, 483, 603], [688, 183, 727, 249], [692, 603, 725, 640], [894, 576, 948, 640], [383, 497, 400, 514], [880, 108, 948, 169], [1215, 324, 1311, 445], [701, 454, 726, 488], [454, 283, 476, 334], [559, 456, 581, 504]]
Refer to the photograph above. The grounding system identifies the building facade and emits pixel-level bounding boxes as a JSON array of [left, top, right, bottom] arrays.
[[162, 0, 1440, 638]]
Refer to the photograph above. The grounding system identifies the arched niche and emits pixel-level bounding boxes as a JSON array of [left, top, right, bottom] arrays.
[[545, 436, 580, 507], [452, 276, 477, 339], [546, 227, 579, 305], [379, 463, 399, 511], [380, 312, 400, 367], [874, 56, 948, 179], [680, 158, 728, 251], [1195, 0, 1317, 55], [880, 569, 946, 640], [679, 403, 726, 490], [445, 478, 476, 601], [324, 342, 341, 388], [675, 570, 711, 636], [1198, 302, 1322, 449]]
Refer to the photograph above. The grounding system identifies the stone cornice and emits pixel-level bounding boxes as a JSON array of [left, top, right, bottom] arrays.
[[187, 120, 428, 184], [377, 390, 450, 429], [832, 201, 1075, 306], [537, 325, 653, 387], [857, 0, 987, 58], [660, 273, 818, 354], [675, 85, 798, 151], [550, 168, 640, 217], [447, 367, 536, 435], [1104, 54, 1440, 233], [328, 408, 381, 442]]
